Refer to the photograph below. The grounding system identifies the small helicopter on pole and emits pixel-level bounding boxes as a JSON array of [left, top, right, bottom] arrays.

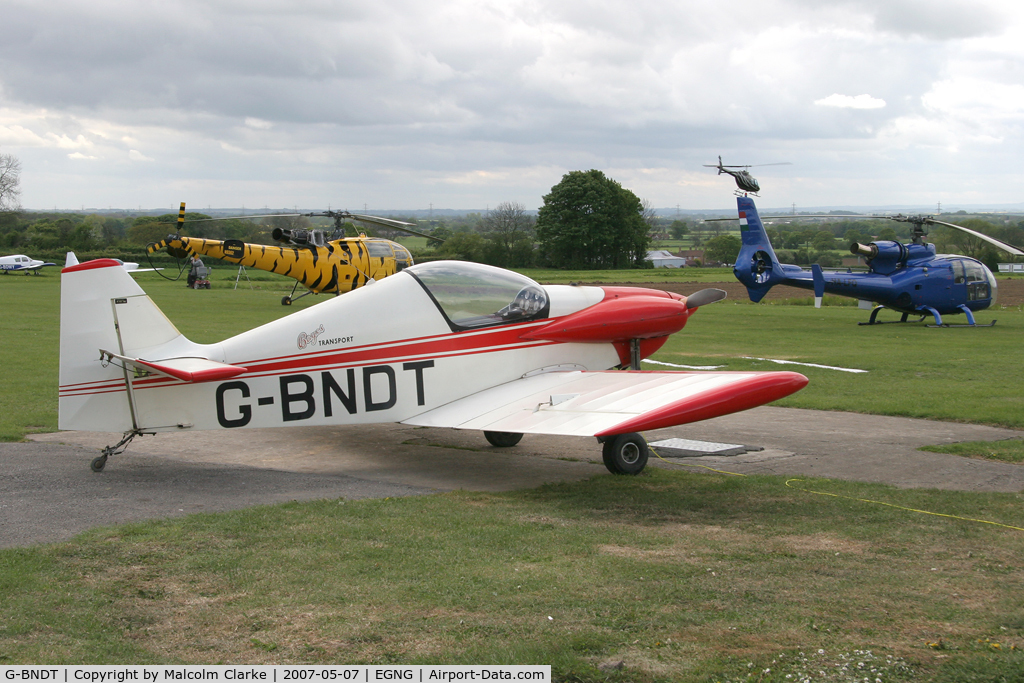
[[704, 156, 791, 195], [148, 203, 440, 305]]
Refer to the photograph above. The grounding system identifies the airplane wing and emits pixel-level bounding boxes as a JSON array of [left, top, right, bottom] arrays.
[[403, 370, 807, 437], [99, 349, 248, 383]]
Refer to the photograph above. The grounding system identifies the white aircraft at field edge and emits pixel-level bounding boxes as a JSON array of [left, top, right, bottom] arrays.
[[1, 254, 57, 273], [59, 256, 808, 474]]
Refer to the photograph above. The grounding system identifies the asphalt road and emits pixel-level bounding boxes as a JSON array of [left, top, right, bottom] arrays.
[[4, 408, 1022, 549]]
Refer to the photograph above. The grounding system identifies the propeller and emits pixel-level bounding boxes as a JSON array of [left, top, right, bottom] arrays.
[[685, 288, 728, 309]]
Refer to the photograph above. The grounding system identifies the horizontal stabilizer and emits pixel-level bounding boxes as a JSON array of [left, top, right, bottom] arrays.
[[403, 370, 807, 437], [100, 350, 247, 383]]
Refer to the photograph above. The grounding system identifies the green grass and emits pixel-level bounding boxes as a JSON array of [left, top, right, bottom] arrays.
[[1, 468, 1022, 679], [3, 269, 1024, 440], [920, 438, 1024, 464]]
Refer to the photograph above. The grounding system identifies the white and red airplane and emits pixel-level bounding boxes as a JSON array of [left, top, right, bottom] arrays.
[[1, 254, 57, 273], [59, 257, 808, 474]]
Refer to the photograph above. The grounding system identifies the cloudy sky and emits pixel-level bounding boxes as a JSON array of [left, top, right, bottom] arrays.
[[2, 0, 1022, 212]]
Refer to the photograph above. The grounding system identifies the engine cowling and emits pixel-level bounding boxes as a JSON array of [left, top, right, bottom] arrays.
[[850, 240, 908, 275]]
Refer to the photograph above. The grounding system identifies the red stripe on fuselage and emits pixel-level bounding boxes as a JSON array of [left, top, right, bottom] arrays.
[[59, 320, 560, 397]]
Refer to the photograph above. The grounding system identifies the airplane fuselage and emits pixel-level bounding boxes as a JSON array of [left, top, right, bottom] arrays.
[[1, 254, 55, 273]]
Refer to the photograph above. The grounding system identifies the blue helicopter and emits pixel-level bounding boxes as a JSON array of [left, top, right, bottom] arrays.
[[730, 196, 1024, 327]]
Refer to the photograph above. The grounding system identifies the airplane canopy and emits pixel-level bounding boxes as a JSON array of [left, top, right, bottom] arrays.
[[406, 261, 549, 330]]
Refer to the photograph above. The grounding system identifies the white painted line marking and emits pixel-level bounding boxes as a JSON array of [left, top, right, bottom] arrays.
[[742, 357, 868, 373]]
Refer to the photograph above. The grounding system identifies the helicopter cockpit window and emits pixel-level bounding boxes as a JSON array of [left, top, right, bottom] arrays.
[[406, 261, 550, 330], [963, 260, 986, 283], [951, 260, 966, 284], [393, 244, 413, 270], [365, 240, 394, 258], [962, 259, 992, 301]]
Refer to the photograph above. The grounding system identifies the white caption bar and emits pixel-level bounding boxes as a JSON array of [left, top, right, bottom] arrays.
[[0, 666, 550, 683]]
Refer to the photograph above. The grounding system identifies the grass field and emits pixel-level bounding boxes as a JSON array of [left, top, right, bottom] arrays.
[[2, 265, 1023, 679], [2, 469, 1022, 679], [4, 267, 1022, 440]]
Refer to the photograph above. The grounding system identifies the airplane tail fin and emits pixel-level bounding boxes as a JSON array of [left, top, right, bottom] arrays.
[[732, 196, 785, 302], [59, 258, 187, 432]]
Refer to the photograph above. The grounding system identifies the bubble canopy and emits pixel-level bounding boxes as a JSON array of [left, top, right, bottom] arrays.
[[405, 261, 550, 330]]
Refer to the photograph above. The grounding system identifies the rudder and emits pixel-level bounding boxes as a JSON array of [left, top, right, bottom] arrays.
[[733, 196, 784, 302], [59, 258, 185, 432]]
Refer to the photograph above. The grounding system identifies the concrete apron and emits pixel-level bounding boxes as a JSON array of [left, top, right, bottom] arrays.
[[30, 406, 1024, 493]]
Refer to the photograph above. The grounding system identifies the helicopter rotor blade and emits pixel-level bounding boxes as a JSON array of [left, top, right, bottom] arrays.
[[347, 213, 416, 229], [355, 218, 441, 242], [919, 218, 1024, 256], [703, 162, 791, 169], [304, 211, 441, 241], [756, 211, 1024, 256], [148, 212, 306, 226]]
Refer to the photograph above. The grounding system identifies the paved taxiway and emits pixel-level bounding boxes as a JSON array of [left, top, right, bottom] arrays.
[[4, 407, 1022, 548]]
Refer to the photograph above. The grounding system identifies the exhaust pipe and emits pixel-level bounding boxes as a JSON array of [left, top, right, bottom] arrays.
[[851, 242, 877, 259]]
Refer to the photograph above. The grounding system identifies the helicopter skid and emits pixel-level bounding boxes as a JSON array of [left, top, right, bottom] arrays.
[[858, 306, 926, 326], [861, 304, 995, 327], [927, 320, 997, 328]]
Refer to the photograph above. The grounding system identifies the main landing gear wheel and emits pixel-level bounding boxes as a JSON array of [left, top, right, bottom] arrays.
[[602, 433, 649, 475], [91, 455, 108, 472], [282, 296, 292, 306], [484, 431, 523, 447]]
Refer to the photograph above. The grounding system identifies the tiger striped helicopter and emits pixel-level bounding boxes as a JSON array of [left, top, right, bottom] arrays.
[[148, 203, 434, 305]]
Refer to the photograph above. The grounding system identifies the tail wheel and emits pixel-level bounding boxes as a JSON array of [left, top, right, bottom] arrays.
[[484, 431, 523, 447], [601, 433, 649, 475]]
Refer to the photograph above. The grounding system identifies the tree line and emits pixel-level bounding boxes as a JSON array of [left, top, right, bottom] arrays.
[[6, 145, 1016, 272], [0, 157, 664, 270]]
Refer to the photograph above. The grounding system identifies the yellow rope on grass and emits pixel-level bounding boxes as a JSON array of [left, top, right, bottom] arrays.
[[784, 478, 1024, 532], [650, 447, 1023, 532]]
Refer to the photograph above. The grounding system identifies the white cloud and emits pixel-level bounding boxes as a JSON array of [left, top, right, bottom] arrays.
[[244, 117, 272, 130], [0, 0, 1022, 209], [814, 94, 887, 109]]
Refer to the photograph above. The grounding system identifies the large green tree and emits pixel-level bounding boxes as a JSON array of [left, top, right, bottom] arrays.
[[702, 234, 741, 265], [535, 170, 650, 269]]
